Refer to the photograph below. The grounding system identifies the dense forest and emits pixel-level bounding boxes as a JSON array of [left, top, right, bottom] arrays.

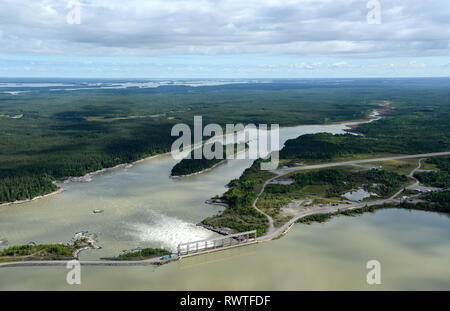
[[0, 240, 93, 261], [281, 84, 450, 161], [414, 157, 450, 188], [420, 190, 450, 211], [280, 113, 450, 161], [290, 168, 407, 198], [281, 132, 388, 160], [202, 159, 273, 236], [0, 174, 57, 203], [171, 143, 246, 176], [0, 82, 376, 203], [1, 79, 449, 204]]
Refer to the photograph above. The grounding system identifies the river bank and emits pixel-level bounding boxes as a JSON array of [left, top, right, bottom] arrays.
[[0, 187, 64, 208], [0, 106, 388, 262], [0, 109, 383, 208], [171, 158, 229, 179]]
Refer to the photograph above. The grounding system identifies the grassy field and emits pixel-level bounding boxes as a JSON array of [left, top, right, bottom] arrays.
[[366, 158, 420, 175]]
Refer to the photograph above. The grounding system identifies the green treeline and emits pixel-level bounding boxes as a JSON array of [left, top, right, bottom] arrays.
[[425, 157, 450, 172], [0, 84, 376, 204], [414, 157, 450, 188], [281, 110, 450, 161], [0, 244, 76, 260], [416, 190, 450, 212], [297, 191, 450, 225], [0, 174, 57, 204], [118, 248, 171, 260], [297, 204, 389, 224], [171, 143, 246, 177], [281, 133, 384, 160], [171, 155, 223, 177], [1, 80, 449, 204]]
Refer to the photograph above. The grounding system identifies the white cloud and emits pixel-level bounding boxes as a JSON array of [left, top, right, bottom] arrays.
[[331, 62, 350, 68], [291, 62, 323, 70], [0, 0, 449, 58], [409, 61, 426, 68], [258, 64, 279, 71]]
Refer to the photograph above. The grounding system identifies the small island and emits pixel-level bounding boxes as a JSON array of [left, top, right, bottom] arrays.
[[0, 232, 97, 263], [116, 248, 171, 261], [171, 143, 248, 177]]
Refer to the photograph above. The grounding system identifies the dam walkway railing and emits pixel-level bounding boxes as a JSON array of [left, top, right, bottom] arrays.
[[177, 230, 257, 257]]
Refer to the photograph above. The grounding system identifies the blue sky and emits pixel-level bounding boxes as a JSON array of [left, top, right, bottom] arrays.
[[1, 0, 449, 78]]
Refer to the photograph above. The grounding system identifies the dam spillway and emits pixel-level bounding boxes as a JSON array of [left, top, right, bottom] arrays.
[[177, 230, 257, 258]]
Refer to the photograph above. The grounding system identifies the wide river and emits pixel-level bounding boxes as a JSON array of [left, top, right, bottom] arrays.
[[1, 120, 449, 290]]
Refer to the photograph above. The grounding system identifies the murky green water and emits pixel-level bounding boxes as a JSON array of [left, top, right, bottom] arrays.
[[1, 209, 449, 290], [1, 122, 449, 290]]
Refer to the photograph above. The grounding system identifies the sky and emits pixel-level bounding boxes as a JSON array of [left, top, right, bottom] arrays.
[[0, 0, 449, 78]]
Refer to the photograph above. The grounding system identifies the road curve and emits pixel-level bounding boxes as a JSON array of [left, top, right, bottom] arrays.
[[252, 176, 279, 235], [255, 152, 449, 241]]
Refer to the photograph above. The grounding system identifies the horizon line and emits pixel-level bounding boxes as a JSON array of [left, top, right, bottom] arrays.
[[0, 76, 449, 80]]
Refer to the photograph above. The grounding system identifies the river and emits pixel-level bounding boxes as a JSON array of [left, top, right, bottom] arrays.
[[0, 119, 449, 290]]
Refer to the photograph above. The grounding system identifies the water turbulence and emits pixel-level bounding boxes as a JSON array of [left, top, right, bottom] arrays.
[[127, 209, 217, 252]]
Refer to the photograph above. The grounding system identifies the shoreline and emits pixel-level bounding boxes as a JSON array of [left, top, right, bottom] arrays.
[[0, 187, 64, 208], [0, 107, 384, 208], [63, 152, 172, 184], [171, 159, 229, 179], [170, 147, 249, 178], [0, 153, 171, 209], [265, 203, 448, 244]]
